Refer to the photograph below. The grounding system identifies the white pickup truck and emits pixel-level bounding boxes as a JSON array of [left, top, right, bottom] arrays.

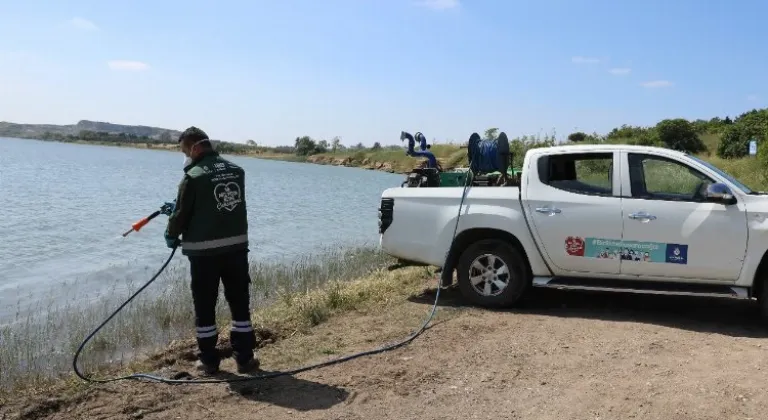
[[378, 143, 768, 319]]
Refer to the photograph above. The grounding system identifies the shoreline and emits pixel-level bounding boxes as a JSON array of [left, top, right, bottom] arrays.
[[0, 247, 404, 396], [6, 133, 766, 189], [1, 136, 441, 175]]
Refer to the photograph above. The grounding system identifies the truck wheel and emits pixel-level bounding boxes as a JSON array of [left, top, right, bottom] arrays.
[[456, 239, 530, 308], [757, 279, 768, 323]]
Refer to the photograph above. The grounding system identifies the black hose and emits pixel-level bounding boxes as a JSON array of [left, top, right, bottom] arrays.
[[72, 168, 474, 385]]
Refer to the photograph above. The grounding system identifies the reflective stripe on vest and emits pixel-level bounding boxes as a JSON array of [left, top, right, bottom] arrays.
[[181, 234, 248, 251]]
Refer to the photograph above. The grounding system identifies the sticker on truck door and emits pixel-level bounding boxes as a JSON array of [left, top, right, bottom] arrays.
[[565, 237, 688, 265], [564, 236, 585, 256], [664, 244, 688, 264]]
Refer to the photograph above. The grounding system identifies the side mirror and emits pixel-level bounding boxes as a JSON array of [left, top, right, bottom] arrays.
[[703, 182, 737, 205]]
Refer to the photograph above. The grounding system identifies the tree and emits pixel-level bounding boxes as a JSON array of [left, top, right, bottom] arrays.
[[331, 136, 341, 153], [654, 118, 705, 153], [372, 141, 382, 150], [484, 127, 499, 140], [567, 132, 587, 142], [734, 109, 768, 140], [294, 136, 317, 156]]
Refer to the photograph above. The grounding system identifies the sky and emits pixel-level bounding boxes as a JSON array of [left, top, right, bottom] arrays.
[[1, 0, 766, 147]]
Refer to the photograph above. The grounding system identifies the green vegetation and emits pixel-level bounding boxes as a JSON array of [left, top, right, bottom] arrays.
[[7, 107, 768, 181], [21, 107, 763, 186], [293, 107, 768, 190], [0, 247, 411, 394], [6, 109, 768, 193]]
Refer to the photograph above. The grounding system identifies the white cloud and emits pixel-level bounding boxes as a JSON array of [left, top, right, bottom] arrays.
[[747, 94, 759, 102], [608, 67, 631, 75], [641, 80, 673, 88], [571, 56, 601, 64], [107, 60, 150, 71], [69, 17, 98, 31], [417, 0, 460, 10]]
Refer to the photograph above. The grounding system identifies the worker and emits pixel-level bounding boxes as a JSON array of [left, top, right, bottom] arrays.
[[162, 126, 258, 375]]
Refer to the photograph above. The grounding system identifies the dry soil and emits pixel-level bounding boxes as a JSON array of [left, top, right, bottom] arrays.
[[4, 284, 768, 420]]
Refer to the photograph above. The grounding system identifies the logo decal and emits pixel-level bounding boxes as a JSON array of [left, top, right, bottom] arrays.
[[664, 244, 688, 264], [575, 237, 689, 265], [565, 236, 585, 256], [213, 182, 242, 212]]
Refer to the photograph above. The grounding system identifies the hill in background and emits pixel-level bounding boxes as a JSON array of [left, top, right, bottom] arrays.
[[0, 120, 182, 141]]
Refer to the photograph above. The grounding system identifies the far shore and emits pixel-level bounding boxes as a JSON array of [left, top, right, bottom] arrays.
[[4, 135, 429, 175]]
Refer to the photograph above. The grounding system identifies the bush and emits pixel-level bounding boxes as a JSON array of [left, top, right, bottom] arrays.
[[734, 109, 768, 138], [606, 124, 652, 141], [716, 125, 750, 159], [655, 118, 706, 153], [631, 131, 662, 147], [567, 132, 587, 142], [756, 139, 768, 174], [350, 150, 366, 163]]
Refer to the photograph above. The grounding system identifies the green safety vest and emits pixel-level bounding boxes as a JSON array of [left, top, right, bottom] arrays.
[[176, 151, 249, 256]]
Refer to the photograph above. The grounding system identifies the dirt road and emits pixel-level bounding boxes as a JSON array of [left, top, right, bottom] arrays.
[[5, 284, 768, 420]]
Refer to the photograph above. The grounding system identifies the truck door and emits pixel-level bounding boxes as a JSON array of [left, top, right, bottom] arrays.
[[618, 151, 748, 282], [523, 150, 625, 276]]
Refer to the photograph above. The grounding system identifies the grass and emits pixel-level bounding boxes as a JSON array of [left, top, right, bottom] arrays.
[[303, 143, 470, 173], [0, 246, 411, 395], [30, 130, 768, 192], [254, 265, 435, 369], [301, 133, 768, 193], [17, 128, 768, 191]]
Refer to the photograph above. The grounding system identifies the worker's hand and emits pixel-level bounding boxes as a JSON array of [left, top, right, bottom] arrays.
[[160, 200, 176, 216], [164, 232, 180, 248]]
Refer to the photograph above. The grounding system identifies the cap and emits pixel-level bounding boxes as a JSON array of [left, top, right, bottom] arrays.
[[178, 126, 209, 143]]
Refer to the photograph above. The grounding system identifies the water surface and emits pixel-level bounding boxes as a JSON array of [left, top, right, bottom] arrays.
[[0, 137, 403, 322]]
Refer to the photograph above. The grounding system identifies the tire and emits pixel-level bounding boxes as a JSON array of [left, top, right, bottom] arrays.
[[456, 239, 531, 308], [758, 279, 768, 323]]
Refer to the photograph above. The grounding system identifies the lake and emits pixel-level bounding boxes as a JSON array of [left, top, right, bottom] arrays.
[[0, 137, 404, 323]]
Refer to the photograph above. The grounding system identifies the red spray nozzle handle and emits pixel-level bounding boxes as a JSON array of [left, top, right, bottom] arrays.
[[122, 210, 162, 237]]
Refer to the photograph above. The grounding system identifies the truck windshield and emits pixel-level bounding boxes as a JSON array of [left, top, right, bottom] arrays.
[[688, 155, 755, 194]]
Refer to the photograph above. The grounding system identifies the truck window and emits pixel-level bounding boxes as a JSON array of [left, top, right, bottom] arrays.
[[628, 153, 714, 201], [538, 152, 613, 196]]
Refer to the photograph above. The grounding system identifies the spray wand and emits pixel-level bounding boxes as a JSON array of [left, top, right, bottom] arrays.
[[121, 202, 174, 237]]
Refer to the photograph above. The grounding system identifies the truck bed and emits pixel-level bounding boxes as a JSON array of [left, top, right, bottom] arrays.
[[379, 186, 524, 266]]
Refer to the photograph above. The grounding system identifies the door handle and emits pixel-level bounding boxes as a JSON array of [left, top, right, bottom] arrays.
[[535, 207, 562, 215], [629, 212, 656, 221]]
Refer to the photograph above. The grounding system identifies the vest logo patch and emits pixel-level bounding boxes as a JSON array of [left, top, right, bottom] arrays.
[[214, 182, 242, 212]]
